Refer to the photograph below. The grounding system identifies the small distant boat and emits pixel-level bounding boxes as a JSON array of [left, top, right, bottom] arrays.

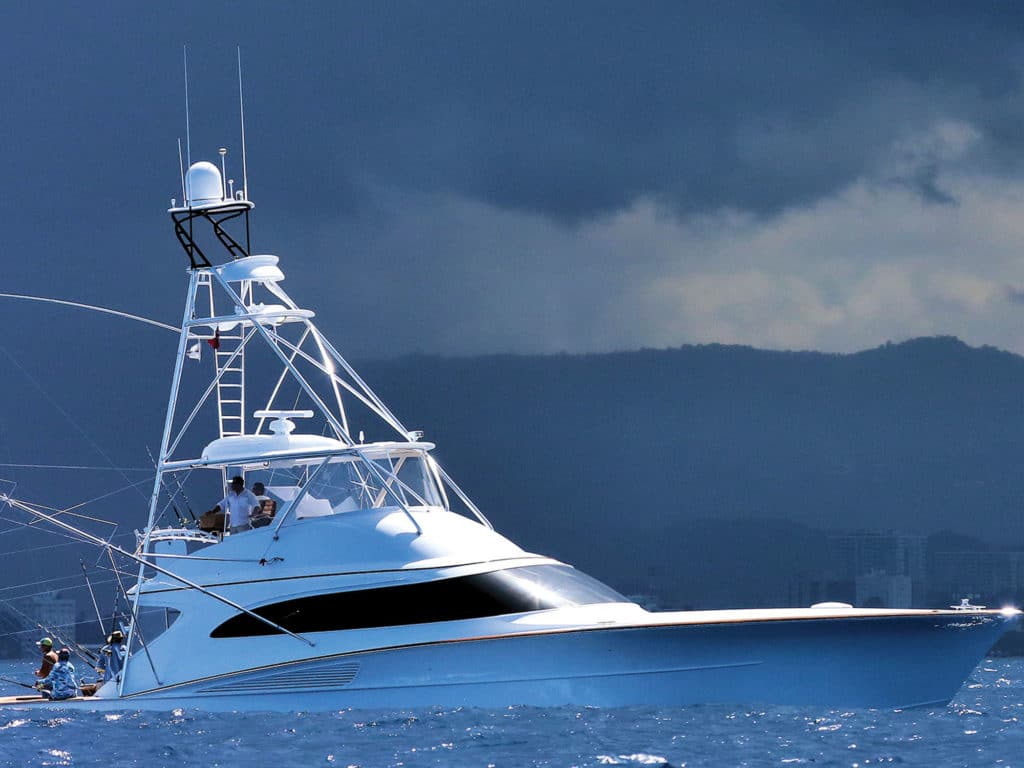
[[0, 132, 1017, 713]]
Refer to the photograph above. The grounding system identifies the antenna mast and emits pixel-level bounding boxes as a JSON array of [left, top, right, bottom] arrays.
[[177, 138, 185, 203], [183, 46, 192, 173], [237, 46, 249, 202]]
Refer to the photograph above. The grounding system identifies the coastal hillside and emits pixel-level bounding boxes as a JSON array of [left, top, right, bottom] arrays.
[[1, 335, 1022, 614], [359, 336, 1024, 605]]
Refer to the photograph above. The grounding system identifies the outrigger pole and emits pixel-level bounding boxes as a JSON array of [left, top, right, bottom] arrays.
[[0, 598, 98, 670], [0, 293, 178, 333], [0, 494, 315, 649]]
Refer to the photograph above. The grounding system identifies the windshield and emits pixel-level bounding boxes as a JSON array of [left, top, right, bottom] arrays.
[[247, 452, 443, 519]]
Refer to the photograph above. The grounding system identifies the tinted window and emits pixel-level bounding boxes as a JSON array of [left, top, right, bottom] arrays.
[[211, 565, 627, 637]]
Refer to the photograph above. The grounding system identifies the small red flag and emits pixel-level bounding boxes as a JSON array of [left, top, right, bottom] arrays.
[[207, 329, 221, 350]]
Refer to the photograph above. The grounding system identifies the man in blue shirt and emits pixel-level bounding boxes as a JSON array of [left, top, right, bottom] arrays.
[[95, 630, 125, 685], [35, 648, 78, 700]]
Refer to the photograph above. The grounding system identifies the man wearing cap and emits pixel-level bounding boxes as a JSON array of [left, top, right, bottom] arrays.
[[34, 637, 58, 681], [207, 475, 260, 535], [96, 630, 125, 684], [35, 648, 78, 700]]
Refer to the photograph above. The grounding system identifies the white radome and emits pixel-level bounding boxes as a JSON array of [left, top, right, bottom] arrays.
[[185, 161, 223, 204]]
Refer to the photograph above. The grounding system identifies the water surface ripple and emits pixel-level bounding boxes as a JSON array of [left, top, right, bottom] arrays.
[[0, 659, 1021, 767]]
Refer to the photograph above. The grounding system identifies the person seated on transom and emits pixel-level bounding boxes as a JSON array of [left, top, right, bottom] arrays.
[[33, 636, 57, 682], [35, 648, 79, 700]]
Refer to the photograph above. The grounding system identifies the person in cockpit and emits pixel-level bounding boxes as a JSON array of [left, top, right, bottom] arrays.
[[207, 475, 260, 534], [250, 482, 277, 528]]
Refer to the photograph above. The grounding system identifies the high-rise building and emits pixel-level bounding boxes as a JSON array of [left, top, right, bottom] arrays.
[[825, 531, 926, 606], [22, 591, 77, 647], [0, 603, 25, 658], [928, 551, 1024, 606], [855, 572, 913, 608]]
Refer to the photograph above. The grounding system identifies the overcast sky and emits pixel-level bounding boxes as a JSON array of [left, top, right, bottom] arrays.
[[4, 0, 1024, 605], [4, 1, 1024, 361]]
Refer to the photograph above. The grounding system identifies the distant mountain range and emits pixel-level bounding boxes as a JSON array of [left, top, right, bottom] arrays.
[[3, 335, 1022, 617], [359, 336, 1024, 607]]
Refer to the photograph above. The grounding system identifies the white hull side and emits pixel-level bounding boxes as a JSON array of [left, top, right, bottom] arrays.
[[20, 611, 1014, 712]]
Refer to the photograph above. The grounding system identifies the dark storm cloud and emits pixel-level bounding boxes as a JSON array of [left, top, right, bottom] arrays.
[[3, 1, 1024, 226], [256, 0, 1024, 220], [0, 0, 1022, 357]]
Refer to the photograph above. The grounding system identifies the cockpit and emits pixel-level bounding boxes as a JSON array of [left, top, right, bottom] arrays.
[[147, 409, 489, 551], [246, 447, 445, 521]]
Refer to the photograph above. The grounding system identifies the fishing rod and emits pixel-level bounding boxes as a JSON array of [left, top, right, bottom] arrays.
[[31, 627, 97, 671], [18, 604, 99, 664], [0, 676, 37, 691], [107, 574, 123, 639], [36, 623, 98, 669], [80, 561, 106, 637], [148, 470, 187, 528], [164, 468, 198, 523], [2, 598, 99, 668], [147, 446, 195, 525]]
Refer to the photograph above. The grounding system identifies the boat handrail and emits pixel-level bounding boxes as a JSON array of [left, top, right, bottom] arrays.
[[143, 527, 219, 545], [184, 307, 314, 330], [161, 440, 436, 472]]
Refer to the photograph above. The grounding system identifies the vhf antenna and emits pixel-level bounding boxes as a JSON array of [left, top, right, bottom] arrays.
[[237, 46, 249, 202], [183, 44, 192, 201], [177, 138, 185, 204], [238, 45, 252, 252]]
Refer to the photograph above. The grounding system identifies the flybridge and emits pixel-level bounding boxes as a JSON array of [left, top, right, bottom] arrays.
[[150, 162, 492, 543]]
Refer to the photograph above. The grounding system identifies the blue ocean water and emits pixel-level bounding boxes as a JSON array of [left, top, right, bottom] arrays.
[[0, 658, 1021, 767]]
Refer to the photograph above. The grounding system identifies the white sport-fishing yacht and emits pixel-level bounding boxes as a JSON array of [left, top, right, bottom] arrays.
[[0, 153, 1019, 712]]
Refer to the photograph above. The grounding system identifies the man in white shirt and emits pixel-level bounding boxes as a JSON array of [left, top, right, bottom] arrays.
[[208, 476, 260, 534]]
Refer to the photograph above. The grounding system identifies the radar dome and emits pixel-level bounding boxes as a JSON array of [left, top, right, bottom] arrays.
[[185, 161, 224, 205]]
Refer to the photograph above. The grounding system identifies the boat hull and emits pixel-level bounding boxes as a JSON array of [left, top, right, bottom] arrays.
[[13, 611, 1013, 712]]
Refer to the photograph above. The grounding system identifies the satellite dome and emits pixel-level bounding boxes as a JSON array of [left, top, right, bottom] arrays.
[[185, 161, 224, 205]]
